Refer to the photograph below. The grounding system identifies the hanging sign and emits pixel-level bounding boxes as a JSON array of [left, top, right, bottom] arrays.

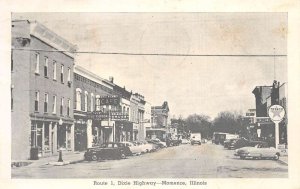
[[268, 105, 286, 124]]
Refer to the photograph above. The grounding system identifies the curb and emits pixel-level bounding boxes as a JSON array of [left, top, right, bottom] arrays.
[[277, 159, 288, 166]]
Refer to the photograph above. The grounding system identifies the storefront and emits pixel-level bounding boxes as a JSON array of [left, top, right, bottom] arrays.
[[115, 121, 133, 142], [30, 115, 74, 157]]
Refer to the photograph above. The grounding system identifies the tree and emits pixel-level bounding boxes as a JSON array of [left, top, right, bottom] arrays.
[[185, 114, 212, 138], [213, 111, 243, 134]]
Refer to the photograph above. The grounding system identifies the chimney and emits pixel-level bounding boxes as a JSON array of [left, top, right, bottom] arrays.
[[109, 76, 114, 83]]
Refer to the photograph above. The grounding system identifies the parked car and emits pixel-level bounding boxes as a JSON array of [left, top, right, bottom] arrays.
[[181, 138, 191, 144], [120, 141, 143, 155], [84, 142, 131, 161], [229, 138, 266, 150], [138, 141, 157, 153], [234, 142, 280, 160], [224, 138, 239, 149], [166, 138, 181, 147], [148, 138, 167, 148]]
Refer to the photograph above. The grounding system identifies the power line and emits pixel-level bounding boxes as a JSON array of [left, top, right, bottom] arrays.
[[12, 48, 287, 57]]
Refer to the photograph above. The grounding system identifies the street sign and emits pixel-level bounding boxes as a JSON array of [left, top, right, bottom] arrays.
[[100, 96, 120, 106], [268, 105, 285, 124], [140, 119, 150, 123], [255, 117, 272, 124]]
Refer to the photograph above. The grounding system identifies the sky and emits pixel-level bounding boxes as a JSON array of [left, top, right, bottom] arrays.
[[12, 13, 287, 119]]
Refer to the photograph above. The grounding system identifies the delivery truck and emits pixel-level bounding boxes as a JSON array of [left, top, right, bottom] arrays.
[[190, 133, 202, 145]]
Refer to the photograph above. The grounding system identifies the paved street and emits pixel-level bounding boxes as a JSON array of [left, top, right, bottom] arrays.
[[12, 143, 287, 178]]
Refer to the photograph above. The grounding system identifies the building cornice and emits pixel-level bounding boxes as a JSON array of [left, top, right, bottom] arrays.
[[29, 21, 77, 58]]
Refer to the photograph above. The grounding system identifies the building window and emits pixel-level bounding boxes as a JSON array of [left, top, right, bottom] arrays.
[[44, 93, 48, 113], [60, 97, 64, 115], [34, 91, 39, 112], [44, 57, 48, 77], [35, 53, 40, 74], [96, 96, 100, 111], [67, 99, 71, 116], [76, 89, 81, 111], [67, 67, 71, 82], [52, 95, 57, 114], [11, 52, 13, 72], [53, 61, 57, 80], [84, 91, 88, 112], [61, 65, 64, 83], [11, 87, 13, 110], [91, 93, 94, 112]]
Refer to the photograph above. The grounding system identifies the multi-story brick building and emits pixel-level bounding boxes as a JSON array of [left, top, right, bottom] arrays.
[[11, 20, 76, 160], [130, 93, 146, 141], [73, 66, 117, 151]]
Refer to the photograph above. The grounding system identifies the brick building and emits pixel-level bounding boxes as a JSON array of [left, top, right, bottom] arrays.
[[11, 20, 76, 160]]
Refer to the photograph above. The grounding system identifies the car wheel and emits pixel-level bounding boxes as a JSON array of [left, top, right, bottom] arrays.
[[273, 153, 280, 160], [121, 153, 126, 159], [91, 154, 98, 161]]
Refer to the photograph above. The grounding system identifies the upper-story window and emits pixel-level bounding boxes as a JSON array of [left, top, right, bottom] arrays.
[[76, 88, 81, 111], [60, 65, 64, 83], [90, 93, 94, 112], [67, 99, 71, 116], [52, 95, 57, 114], [34, 91, 39, 112], [60, 97, 64, 115], [44, 57, 48, 77], [53, 61, 57, 80], [96, 95, 100, 111], [84, 91, 88, 112], [35, 53, 40, 74], [127, 107, 129, 115], [67, 68, 71, 82], [44, 93, 48, 113]]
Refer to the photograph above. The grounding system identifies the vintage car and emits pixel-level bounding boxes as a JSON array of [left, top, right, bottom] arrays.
[[121, 141, 143, 155], [166, 138, 181, 147], [84, 142, 132, 161], [228, 138, 266, 150], [224, 138, 239, 149], [147, 138, 167, 148], [234, 142, 281, 160], [181, 138, 191, 144]]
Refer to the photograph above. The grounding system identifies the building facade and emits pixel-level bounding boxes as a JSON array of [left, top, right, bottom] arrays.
[[147, 101, 169, 140], [252, 80, 288, 147], [11, 20, 76, 160], [73, 66, 117, 151]]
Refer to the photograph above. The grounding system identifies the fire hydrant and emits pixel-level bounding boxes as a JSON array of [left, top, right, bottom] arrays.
[[58, 148, 63, 162]]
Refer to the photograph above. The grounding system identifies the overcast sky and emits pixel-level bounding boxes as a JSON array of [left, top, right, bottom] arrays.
[[12, 13, 287, 119]]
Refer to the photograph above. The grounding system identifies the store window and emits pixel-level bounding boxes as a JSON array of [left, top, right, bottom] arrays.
[[67, 67, 71, 82]]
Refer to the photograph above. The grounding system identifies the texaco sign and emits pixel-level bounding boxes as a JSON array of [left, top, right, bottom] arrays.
[[268, 105, 286, 124]]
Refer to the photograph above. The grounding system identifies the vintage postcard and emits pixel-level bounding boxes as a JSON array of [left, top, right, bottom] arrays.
[[1, 1, 300, 189]]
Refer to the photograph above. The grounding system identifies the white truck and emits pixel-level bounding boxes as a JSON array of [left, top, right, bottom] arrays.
[[190, 133, 202, 145]]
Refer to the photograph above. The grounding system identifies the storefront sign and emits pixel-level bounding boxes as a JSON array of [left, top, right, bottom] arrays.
[[268, 105, 285, 124], [87, 111, 109, 121], [100, 96, 120, 106], [255, 117, 272, 124], [111, 112, 129, 121]]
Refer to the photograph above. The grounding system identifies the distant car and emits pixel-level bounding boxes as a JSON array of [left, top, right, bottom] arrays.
[[120, 141, 143, 155], [190, 133, 201, 145], [224, 138, 239, 149], [148, 138, 167, 148], [201, 138, 208, 144], [138, 141, 157, 153], [181, 138, 190, 144], [84, 142, 131, 161], [166, 138, 181, 147], [234, 142, 280, 160]]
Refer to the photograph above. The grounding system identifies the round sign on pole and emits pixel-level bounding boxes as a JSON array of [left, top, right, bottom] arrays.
[[268, 105, 285, 124]]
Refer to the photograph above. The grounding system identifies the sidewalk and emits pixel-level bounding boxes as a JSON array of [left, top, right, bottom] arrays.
[[11, 151, 85, 168], [278, 155, 288, 166]]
